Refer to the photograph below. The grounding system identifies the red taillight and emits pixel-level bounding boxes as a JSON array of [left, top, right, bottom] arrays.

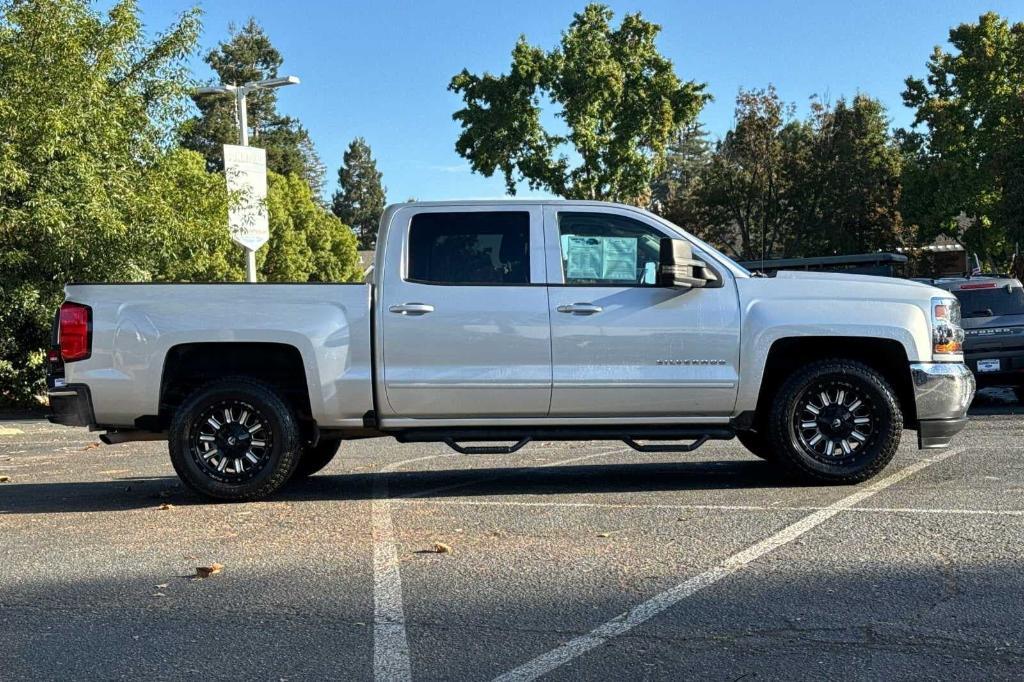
[[58, 302, 91, 362]]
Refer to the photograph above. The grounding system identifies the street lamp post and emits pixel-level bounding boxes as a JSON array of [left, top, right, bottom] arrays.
[[194, 76, 300, 282]]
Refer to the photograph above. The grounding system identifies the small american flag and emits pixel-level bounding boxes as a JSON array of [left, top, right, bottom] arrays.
[[971, 254, 982, 276]]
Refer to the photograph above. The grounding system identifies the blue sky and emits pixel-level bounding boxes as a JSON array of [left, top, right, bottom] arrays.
[[132, 0, 1023, 204]]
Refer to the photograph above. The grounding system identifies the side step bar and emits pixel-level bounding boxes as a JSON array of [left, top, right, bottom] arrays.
[[623, 435, 709, 453], [394, 426, 734, 455], [444, 437, 532, 455]]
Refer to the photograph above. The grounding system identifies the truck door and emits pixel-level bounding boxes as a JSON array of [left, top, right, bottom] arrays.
[[378, 205, 551, 418], [543, 206, 741, 417]]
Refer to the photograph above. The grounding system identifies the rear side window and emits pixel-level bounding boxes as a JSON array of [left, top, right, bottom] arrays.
[[407, 211, 530, 285], [956, 285, 1024, 318]]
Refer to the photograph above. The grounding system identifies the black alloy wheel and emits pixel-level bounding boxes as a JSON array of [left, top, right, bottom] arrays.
[[169, 378, 301, 501], [793, 379, 876, 464], [769, 359, 902, 484], [189, 399, 274, 484]]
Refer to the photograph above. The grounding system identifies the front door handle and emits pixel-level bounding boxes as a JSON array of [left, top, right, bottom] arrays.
[[556, 302, 603, 315], [389, 302, 435, 316]]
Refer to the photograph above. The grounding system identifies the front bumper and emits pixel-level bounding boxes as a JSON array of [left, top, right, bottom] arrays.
[[910, 362, 975, 449]]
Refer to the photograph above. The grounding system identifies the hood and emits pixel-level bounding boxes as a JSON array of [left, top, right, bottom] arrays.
[[770, 270, 947, 299], [773, 270, 934, 290], [737, 269, 950, 307]]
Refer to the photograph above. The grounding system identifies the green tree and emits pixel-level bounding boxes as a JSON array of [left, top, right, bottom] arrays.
[[648, 123, 712, 235], [180, 18, 325, 192], [698, 87, 805, 260], [331, 137, 386, 250], [133, 149, 241, 283], [901, 12, 1024, 266], [693, 89, 907, 262], [0, 0, 226, 405], [263, 172, 361, 283], [804, 95, 909, 256], [449, 3, 709, 202]]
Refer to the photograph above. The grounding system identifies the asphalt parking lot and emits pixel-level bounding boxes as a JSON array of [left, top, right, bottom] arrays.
[[1, 392, 1023, 680]]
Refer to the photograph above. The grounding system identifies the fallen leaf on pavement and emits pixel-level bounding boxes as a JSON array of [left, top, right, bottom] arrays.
[[0, 476, 9, 483], [158, 503, 174, 511], [82, 442, 100, 451], [154, 584, 168, 589], [195, 563, 224, 578], [431, 542, 452, 554]]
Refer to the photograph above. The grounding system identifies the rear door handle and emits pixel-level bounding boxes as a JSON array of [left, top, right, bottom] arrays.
[[556, 302, 603, 315], [389, 302, 435, 316]]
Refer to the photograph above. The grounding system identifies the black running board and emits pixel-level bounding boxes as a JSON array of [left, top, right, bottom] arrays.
[[623, 435, 709, 453], [393, 426, 734, 455], [443, 437, 532, 455]]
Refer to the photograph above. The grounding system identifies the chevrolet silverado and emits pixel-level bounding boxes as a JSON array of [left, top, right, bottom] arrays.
[[46, 200, 975, 500]]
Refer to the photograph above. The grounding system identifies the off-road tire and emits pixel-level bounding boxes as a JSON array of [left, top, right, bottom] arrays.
[[169, 377, 302, 501], [294, 438, 341, 478], [736, 429, 777, 461], [768, 359, 902, 484]]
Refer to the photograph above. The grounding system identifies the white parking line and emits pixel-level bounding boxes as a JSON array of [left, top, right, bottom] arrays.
[[398, 498, 1024, 517], [492, 449, 964, 682], [373, 454, 443, 682], [372, 447, 629, 682]]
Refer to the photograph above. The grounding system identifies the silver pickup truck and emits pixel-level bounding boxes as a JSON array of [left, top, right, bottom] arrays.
[[46, 200, 975, 500]]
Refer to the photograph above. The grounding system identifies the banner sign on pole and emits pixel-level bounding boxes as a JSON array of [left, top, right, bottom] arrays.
[[224, 144, 269, 251]]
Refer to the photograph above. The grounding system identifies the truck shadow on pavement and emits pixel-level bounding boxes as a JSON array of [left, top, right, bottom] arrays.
[[0, 459, 797, 514]]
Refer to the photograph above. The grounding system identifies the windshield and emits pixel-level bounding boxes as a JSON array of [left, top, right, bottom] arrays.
[[955, 285, 1024, 318]]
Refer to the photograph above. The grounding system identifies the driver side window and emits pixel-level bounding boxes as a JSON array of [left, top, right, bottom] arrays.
[[557, 212, 665, 286]]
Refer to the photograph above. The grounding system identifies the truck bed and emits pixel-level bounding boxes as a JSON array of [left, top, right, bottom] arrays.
[[61, 283, 374, 428]]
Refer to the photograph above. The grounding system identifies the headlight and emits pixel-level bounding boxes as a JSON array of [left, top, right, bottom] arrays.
[[932, 296, 964, 356]]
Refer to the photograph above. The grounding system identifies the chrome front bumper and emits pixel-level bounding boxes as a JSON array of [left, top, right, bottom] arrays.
[[910, 362, 975, 449], [911, 362, 975, 420]]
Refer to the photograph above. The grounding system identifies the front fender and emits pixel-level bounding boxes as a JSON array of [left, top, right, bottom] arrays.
[[736, 297, 931, 412]]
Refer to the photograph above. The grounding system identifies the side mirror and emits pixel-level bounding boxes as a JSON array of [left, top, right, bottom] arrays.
[[658, 239, 718, 289]]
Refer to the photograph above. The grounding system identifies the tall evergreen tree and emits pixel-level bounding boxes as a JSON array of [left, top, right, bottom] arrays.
[[179, 18, 324, 192], [648, 123, 712, 235], [331, 138, 386, 250]]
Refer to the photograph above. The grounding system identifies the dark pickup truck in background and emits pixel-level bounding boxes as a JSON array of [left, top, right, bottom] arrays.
[[930, 276, 1024, 399]]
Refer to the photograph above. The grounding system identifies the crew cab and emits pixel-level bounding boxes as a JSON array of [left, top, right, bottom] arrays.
[[47, 200, 975, 500]]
